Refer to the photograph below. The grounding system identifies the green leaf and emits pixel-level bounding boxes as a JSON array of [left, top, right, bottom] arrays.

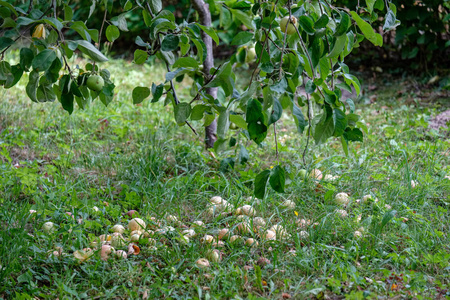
[[0, 1, 17, 15], [205, 62, 234, 96], [335, 12, 350, 36], [350, 11, 383, 46], [203, 114, 215, 127], [315, 14, 329, 29], [0, 37, 14, 50], [319, 56, 330, 81], [77, 40, 109, 62], [124, 0, 133, 10], [70, 21, 91, 42], [217, 109, 229, 140], [4, 64, 23, 89], [298, 15, 315, 35], [197, 24, 220, 45], [16, 17, 35, 26], [246, 99, 267, 144], [172, 57, 198, 69], [343, 127, 363, 142], [64, 4, 73, 21], [44, 56, 62, 83], [43, 17, 63, 31], [61, 91, 74, 114], [220, 6, 232, 28], [191, 38, 205, 63], [246, 98, 263, 123], [26, 70, 39, 102], [150, 18, 176, 39], [106, 25, 120, 42], [230, 31, 254, 46], [239, 145, 249, 164], [366, 0, 376, 13], [269, 165, 285, 193], [292, 104, 307, 134], [132, 86, 151, 104], [327, 34, 347, 58], [0, 17, 16, 29], [332, 108, 347, 137], [32, 49, 56, 72], [254, 169, 270, 199], [134, 49, 148, 64], [383, 9, 400, 31], [110, 13, 129, 32], [99, 81, 115, 106], [37, 84, 56, 102], [142, 9, 152, 27], [229, 8, 255, 30], [190, 104, 209, 120], [148, 0, 162, 14], [343, 73, 361, 95], [314, 108, 334, 144], [344, 98, 355, 113], [229, 114, 247, 129], [151, 83, 164, 102], [174, 102, 192, 124], [165, 68, 191, 82], [268, 98, 282, 125], [0, 61, 12, 83], [20, 48, 34, 70], [379, 210, 397, 233], [161, 34, 180, 51]]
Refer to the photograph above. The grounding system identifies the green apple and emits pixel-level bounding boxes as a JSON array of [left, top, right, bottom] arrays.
[[86, 75, 104, 92], [245, 47, 256, 63], [280, 16, 298, 35], [298, 169, 307, 179], [42, 221, 56, 234]]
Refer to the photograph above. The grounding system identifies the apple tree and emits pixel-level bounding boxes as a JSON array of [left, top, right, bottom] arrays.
[[0, 0, 399, 197]]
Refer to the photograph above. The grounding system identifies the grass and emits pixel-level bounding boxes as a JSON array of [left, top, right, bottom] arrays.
[[0, 53, 449, 299]]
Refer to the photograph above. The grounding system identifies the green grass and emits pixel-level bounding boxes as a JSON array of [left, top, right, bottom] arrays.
[[0, 54, 449, 299]]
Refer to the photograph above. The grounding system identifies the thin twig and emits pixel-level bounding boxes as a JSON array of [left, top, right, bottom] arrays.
[[274, 121, 279, 160], [318, 1, 334, 90], [278, 0, 291, 80], [267, 36, 284, 51], [93, 7, 108, 70], [302, 79, 312, 166], [189, 63, 222, 104], [27, 0, 33, 13], [294, 24, 316, 81], [322, 0, 337, 22], [98, 8, 108, 48], [249, 0, 280, 85], [61, 53, 72, 75], [165, 63, 198, 135]]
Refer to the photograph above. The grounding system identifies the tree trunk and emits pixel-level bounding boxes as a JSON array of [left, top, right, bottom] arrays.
[[191, 0, 218, 149]]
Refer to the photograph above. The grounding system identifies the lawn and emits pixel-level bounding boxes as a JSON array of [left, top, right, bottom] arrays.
[[0, 54, 449, 299]]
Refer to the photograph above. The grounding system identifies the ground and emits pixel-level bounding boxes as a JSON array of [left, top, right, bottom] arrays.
[[0, 56, 449, 299]]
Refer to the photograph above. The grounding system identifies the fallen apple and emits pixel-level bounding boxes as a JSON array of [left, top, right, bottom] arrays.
[[128, 218, 146, 231], [42, 221, 56, 234]]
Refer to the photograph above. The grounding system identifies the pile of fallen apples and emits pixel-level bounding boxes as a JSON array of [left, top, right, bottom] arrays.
[[34, 167, 404, 267]]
